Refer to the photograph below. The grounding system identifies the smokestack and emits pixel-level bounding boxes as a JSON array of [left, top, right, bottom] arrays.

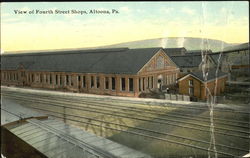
[[1, 49, 4, 55], [177, 37, 185, 47], [161, 37, 168, 48]]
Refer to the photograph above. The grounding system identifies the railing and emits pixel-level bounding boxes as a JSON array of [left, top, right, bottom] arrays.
[[164, 93, 190, 101]]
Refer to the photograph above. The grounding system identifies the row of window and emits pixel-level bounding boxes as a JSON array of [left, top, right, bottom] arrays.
[[35, 74, 77, 86], [104, 77, 116, 90], [2, 72, 135, 92], [2, 72, 178, 93], [1, 72, 19, 81], [142, 74, 176, 86], [90, 76, 134, 92], [164, 73, 177, 85], [139, 76, 154, 92]]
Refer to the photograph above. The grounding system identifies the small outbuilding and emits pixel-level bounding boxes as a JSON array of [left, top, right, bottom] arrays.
[[178, 69, 228, 100]]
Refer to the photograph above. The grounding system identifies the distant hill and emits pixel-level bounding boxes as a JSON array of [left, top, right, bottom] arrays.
[[97, 37, 240, 52], [222, 42, 249, 51], [4, 37, 244, 54]]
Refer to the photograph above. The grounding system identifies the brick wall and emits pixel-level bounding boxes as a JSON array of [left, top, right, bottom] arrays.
[[178, 75, 227, 100], [1, 49, 180, 98], [178, 75, 202, 99], [203, 76, 227, 99]]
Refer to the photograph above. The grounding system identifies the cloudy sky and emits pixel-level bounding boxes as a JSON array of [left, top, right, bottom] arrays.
[[1, 1, 249, 52]]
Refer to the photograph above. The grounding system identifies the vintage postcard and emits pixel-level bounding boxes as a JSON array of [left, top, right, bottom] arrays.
[[1, 1, 249, 158]]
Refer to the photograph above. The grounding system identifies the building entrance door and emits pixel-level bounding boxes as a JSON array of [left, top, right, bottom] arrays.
[[157, 75, 163, 90]]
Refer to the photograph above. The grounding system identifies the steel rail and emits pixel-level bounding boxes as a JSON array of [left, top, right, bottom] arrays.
[[26, 106, 250, 153], [2, 91, 249, 126], [36, 95, 250, 129], [2, 92, 249, 130], [2, 103, 247, 157], [25, 107, 244, 158], [4, 94, 250, 137], [1, 107, 116, 158], [1, 107, 23, 119], [65, 95, 250, 114], [10, 96, 248, 139], [2, 90, 250, 114]]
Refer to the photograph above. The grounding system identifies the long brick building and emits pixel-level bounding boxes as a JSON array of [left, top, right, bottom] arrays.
[[1, 47, 180, 97]]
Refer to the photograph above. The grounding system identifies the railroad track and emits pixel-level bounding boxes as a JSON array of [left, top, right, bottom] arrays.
[[3, 94, 250, 136], [2, 91, 249, 128], [1, 89, 249, 157], [2, 106, 246, 158], [3, 89, 250, 114], [1, 108, 118, 158]]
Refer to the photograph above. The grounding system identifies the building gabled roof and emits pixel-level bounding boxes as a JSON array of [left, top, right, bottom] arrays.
[[186, 49, 213, 55], [162, 49, 217, 68], [213, 42, 249, 54], [209, 51, 250, 66], [1, 47, 162, 74], [209, 53, 223, 65], [178, 69, 228, 83], [163, 47, 187, 56], [169, 55, 203, 68], [232, 53, 249, 66], [190, 69, 228, 82]]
